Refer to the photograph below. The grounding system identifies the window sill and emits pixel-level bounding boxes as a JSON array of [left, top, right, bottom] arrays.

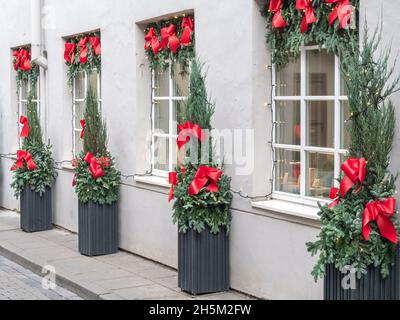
[[134, 175, 170, 189], [251, 199, 321, 224], [61, 164, 74, 172]]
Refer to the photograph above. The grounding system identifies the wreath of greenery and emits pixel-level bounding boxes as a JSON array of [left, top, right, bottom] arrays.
[[261, 0, 359, 70], [12, 47, 40, 89], [144, 15, 195, 72]]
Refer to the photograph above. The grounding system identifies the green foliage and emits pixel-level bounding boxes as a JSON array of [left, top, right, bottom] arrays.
[[262, 0, 359, 70], [15, 66, 39, 90], [307, 23, 400, 281], [11, 89, 57, 198]]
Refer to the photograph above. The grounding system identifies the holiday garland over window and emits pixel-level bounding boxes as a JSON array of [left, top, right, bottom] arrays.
[[144, 15, 195, 71], [12, 47, 39, 88], [64, 32, 101, 86], [262, 0, 359, 70]]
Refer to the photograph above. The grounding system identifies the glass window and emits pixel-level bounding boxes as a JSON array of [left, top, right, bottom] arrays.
[[152, 65, 189, 175], [274, 48, 348, 201]]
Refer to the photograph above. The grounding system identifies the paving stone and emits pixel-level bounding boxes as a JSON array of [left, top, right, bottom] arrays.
[[112, 284, 179, 300], [94, 275, 153, 291]]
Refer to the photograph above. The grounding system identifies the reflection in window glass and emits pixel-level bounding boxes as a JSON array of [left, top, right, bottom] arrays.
[[154, 136, 169, 172], [306, 152, 335, 199], [154, 68, 169, 97], [154, 100, 170, 134], [275, 149, 301, 195], [341, 100, 350, 149], [276, 59, 301, 96], [276, 101, 301, 146], [307, 101, 335, 148], [306, 50, 335, 96]]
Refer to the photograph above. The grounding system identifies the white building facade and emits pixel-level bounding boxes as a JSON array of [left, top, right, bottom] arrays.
[[0, 0, 398, 300]]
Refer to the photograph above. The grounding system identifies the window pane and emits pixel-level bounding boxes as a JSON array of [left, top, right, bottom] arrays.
[[74, 102, 85, 128], [154, 136, 169, 171], [341, 73, 348, 96], [306, 50, 335, 96], [21, 80, 28, 100], [74, 71, 85, 99], [173, 64, 189, 97], [307, 101, 335, 148], [341, 100, 350, 149], [173, 100, 186, 134], [154, 100, 169, 134], [276, 59, 301, 96], [275, 149, 301, 195], [306, 152, 334, 199], [276, 101, 301, 146], [88, 70, 99, 97], [74, 132, 83, 155], [20, 102, 27, 116], [154, 68, 169, 97]]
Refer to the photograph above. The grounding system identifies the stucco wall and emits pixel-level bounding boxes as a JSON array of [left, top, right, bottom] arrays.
[[1, 0, 396, 300]]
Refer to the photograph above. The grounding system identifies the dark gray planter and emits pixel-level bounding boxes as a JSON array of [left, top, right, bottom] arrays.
[[325, 250, 400, 300], [20, 188, 52, 233], [78, 201, 119, 257], [178, 227, 230, 295]]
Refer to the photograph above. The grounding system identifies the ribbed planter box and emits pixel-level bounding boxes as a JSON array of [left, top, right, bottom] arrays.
[[325, 250, 400, 300], [178, 227, 230, 295], [20, 188, 52, 233], [78, 201, 119, 257]]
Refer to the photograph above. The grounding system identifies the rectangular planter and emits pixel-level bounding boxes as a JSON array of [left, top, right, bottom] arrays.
[[20, 188, 52, 233], [325, 249, 400, 300], [78, 201, 119, 257], [178, 227, 230, 295]]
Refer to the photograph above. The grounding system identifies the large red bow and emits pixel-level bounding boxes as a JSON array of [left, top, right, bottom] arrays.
[[326, 0, 352, 29], [269, 0, 287, 29], [80, 119, 86, 139], [11, 150, 36, 172], [340, 158, 366, 197], [177, 121, 207, 150], [84, 153, 105, 180], [168, 167, 186, 202], [328, 187, 340, 209], [144, 28, 161, 55], [363, 198, 398, 244], [89, 37, 101, 56], [13, 49, 31, 71], [296, 0, 317, 33], [181, 17, 194, 46], [64, 43, 76, 64], [188, 166, 223, 196], [79, 37, 89, 65], [160, 24, 181, 54], [19, 116, 29, 138]]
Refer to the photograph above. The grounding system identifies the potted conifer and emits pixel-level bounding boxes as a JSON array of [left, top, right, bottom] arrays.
[[307, 25, 400, 300], [169, 59, 233, 295], [74, 85, 121, 257], [11, 89, 57, 233]]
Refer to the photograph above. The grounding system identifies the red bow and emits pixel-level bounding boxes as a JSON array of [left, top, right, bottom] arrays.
[[296, 0, 317, 33], [13, 49, 31, 71], [188, 166, 223, 196], [79, 37, 89, 65], [168, 167, 186, 202], [269, 0, 287, 28], [328, 187, 340, 209], [177, 121, 207, 150], [80, 119, 85, 139], [363, 198, 398, 244], [19, 116, 29, 138], [11, 150, 36, 172], [84, 153, 105, 180], [144, 28, 161, 55], [340, 158, 366, 197], [160, 24, 181, 54], [64, 43, 76, 64], [326, 0, 352, 29], [89, 37, 101, 56], [181, 17, 194, 46], [72, 158, 78, 187]]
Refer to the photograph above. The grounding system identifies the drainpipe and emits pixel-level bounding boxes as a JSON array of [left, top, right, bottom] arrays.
[[31, 0, 47, 69]]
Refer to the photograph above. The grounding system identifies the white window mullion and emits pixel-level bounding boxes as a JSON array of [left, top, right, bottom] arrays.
[[300, 47, 307, 199], [334, 55, 341, 187], [151, 69, 156, 172], [169, 65, 174, 172]]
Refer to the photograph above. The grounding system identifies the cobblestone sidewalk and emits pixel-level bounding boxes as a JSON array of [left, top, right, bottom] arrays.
[[0, 255, 82, 300]]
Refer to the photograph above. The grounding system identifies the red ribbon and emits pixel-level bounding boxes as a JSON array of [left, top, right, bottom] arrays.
[[181, 17, 194, 46], [89, 37, 101, 56], [363, 198, 398, 244], [79, 37, 89, 65], [13, 49, 31, 71], [144, 28, 161, 55], [19, 116, 29, 138], [80, 119, 85, 139], [168, 172, 179, 202], [11, 150, 36, 172], [340, 158, 366, 197], [328, 187, 340, 209], [64, 43, 76, 64], [269, 0, 287, 28], [84, 153, 105, 180], [326, 0, 352, 29], [188, 166, 223, 196], [177, 121, 207, 150], [296, 0, 317, 33], [160, 24, 181, 54]]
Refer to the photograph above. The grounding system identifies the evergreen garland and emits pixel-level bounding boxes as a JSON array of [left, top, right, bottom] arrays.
[[12, 47, 39, 89], [307, 23, 400, 281], [262, 0, 359, 70]]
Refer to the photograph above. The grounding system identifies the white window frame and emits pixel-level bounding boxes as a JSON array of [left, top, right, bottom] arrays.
[[272, 45, 348, 206], [72, 69, 102, 158], [18, 79, 40, 147], [151, 66, 188, 177]]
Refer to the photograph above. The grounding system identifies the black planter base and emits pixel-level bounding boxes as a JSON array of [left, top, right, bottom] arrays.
[[78, 201, 119, 257], [20, 188, 52, 233], [178, 228, 230, 295], [325, 250, 400, 300]]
